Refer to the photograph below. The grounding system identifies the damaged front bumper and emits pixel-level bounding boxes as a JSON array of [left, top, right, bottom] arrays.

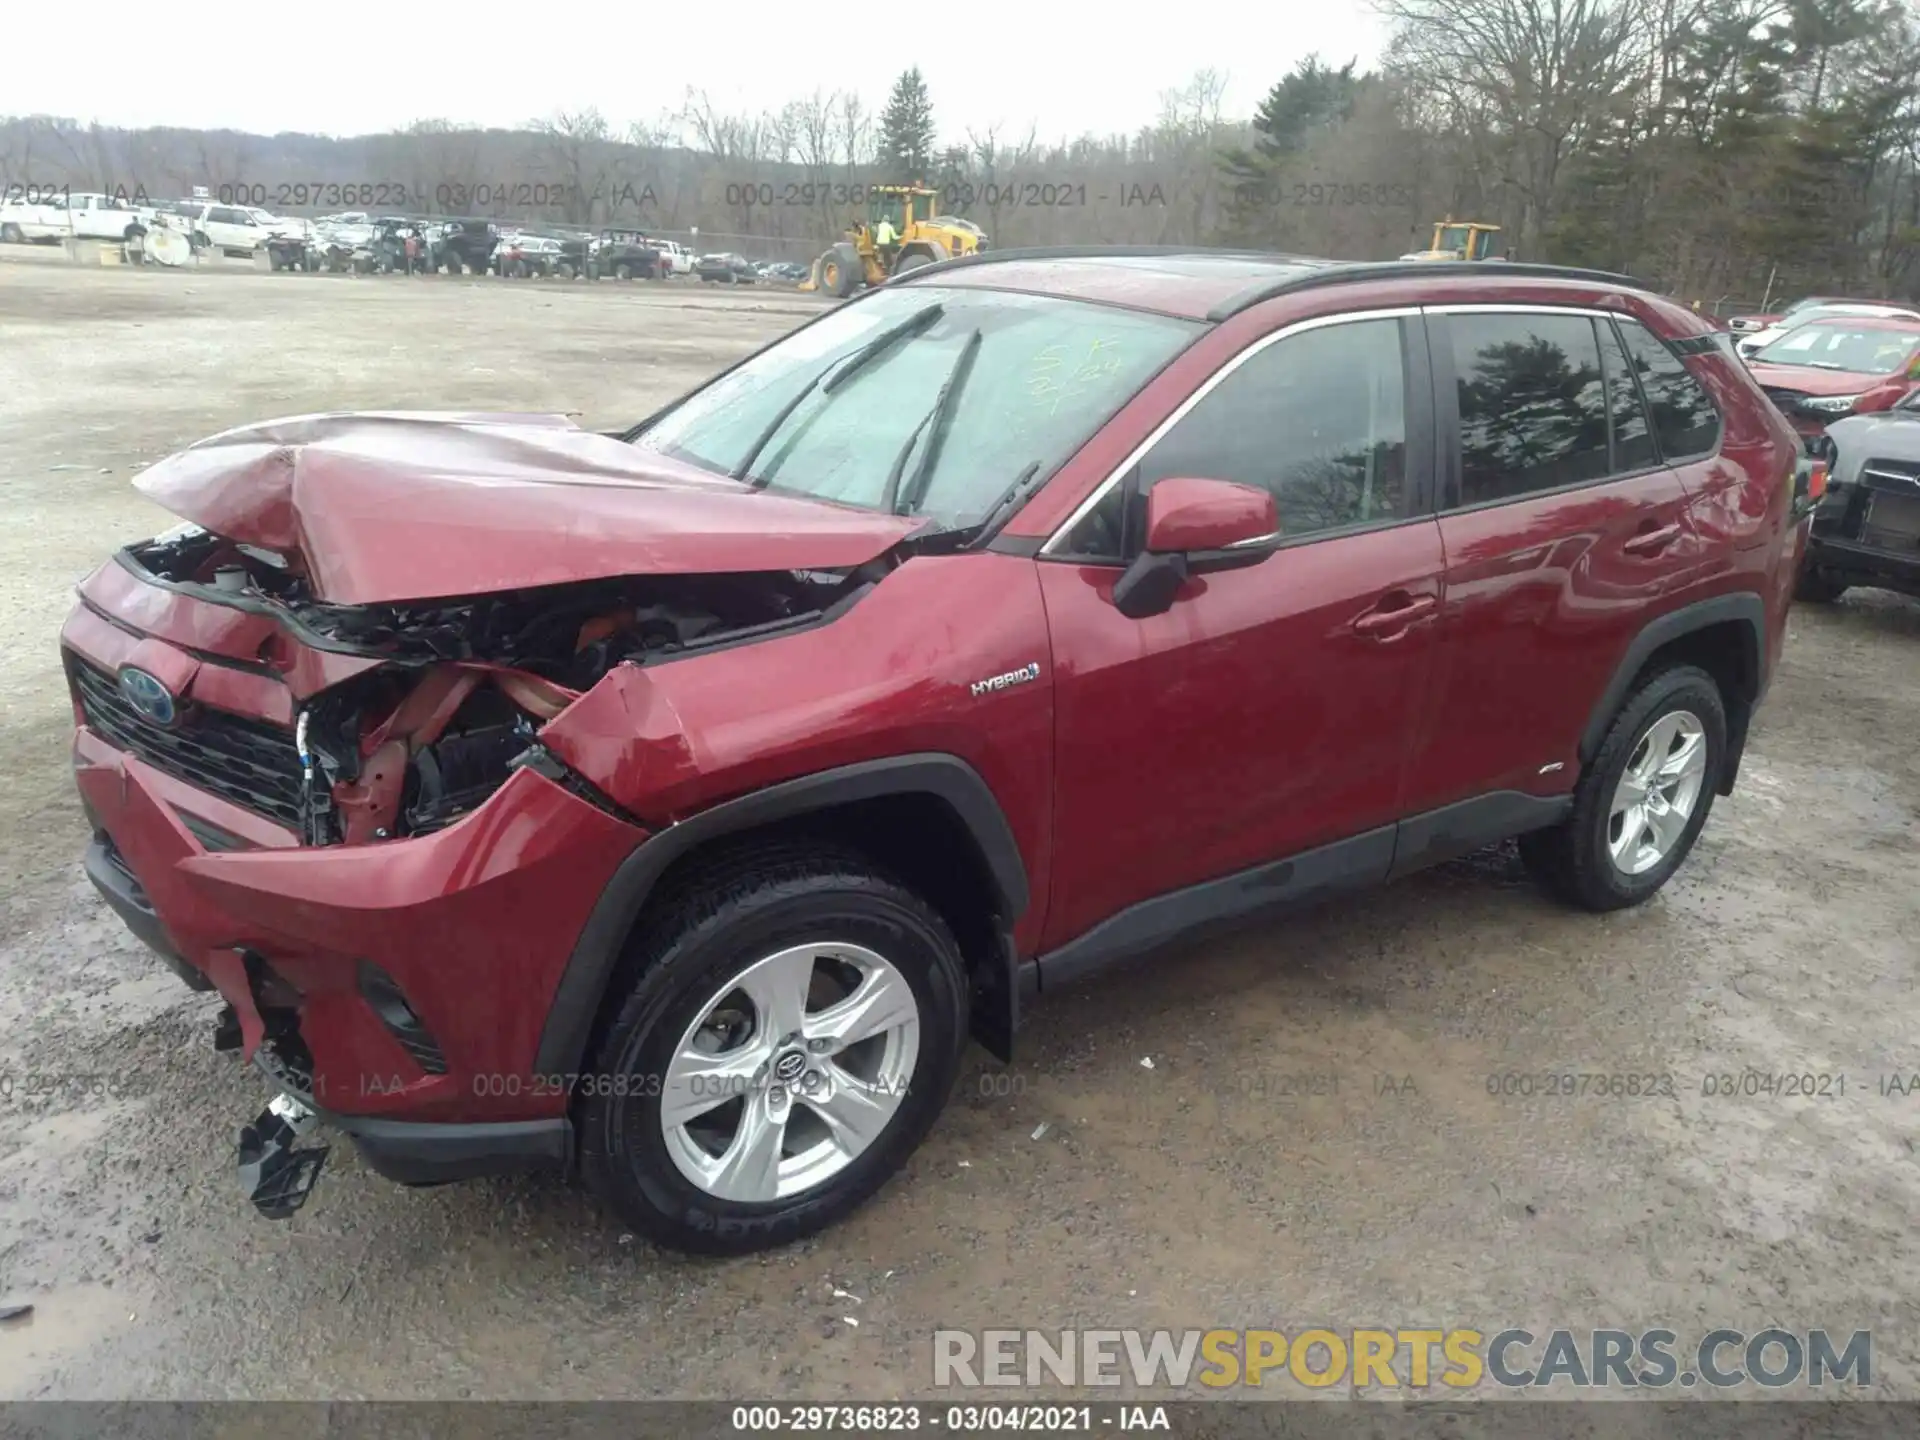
[[72, 715, 645, 1213]]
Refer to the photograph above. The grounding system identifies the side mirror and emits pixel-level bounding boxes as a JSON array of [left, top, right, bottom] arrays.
[[1112, 478, 1279, 620]]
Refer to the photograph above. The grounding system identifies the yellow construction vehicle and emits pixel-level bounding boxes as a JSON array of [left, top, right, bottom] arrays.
[[1400, 219, 1505, 262], [801, 184, 986, 297]]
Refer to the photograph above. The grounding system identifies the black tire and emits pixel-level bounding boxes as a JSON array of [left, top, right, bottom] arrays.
[[1520, 664, 1727, 912], [893, 249, 937, 275], [0, 223, 23, 244], [822, 242, 863, 298], [444, 255, 463, 276], [614, 262, 632, 281], [578, 842, 968, 1255], [1795, 567, 1847, 604], [556, 261, 576, 280]]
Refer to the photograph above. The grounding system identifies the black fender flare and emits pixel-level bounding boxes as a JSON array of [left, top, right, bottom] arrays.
[[1577, 592, 1766, 774], [532, 753, 1029, 1075]]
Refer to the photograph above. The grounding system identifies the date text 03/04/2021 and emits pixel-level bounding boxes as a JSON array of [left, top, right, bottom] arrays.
[[729, 1405, 1169, 1432]]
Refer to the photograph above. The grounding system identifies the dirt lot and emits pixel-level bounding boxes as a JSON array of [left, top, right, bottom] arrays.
[[1, 255, 1917, 1405]]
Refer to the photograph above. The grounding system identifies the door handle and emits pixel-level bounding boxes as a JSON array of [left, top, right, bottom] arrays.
[[1622, 522, 1683, 556], [1353, 593, 1438, 637]]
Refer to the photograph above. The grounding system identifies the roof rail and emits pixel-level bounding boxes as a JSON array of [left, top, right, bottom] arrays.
[[1204, 260, 1647, 321], [882, 244, 1648, 320], [886, 244, 1341, 285]]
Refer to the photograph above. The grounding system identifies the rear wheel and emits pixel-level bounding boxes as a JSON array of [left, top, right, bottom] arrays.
[[893, 249, 938, 275], [0, 223, 23, 244], [1795, 567, 1848, 604], [1520, 665, 1726, 912], [578, 845, 967, 1255]]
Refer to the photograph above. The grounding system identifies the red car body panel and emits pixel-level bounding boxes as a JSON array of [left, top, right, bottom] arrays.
[[539, 553, 1058, 958], [59, 256, 1808, 1167], [134, 411, 921, 604], [1038, 519, 1446, 949]]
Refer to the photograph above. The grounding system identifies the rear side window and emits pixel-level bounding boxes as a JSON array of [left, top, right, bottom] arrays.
[[1596, 321, 1657, 472], [1450, 311, 1610, 504], [1616, 319, 1720, 459]]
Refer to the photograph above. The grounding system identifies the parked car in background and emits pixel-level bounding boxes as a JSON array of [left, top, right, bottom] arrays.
[[1802, 386, 1920, 602], [653, 239, 694, 275], [1, 190, 152, 244], [597, 230, 664, 280], [434, 218, 499, 275], [1727, 295, 1874, 334], [1735, 301, 1920, 358], [493, 232, 564, 277], [696, 251, 757, 284], [65, 252, 1810, 1253], [183, 203, 303, 257], [1747, 316, 1920, 447]]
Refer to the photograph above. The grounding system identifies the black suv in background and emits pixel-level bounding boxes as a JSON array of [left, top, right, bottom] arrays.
[[1804, 388, 1920, 602], [436, 218, 499, 275]]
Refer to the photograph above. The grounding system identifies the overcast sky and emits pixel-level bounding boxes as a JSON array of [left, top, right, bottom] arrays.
[[6, 8, 1392, 142]]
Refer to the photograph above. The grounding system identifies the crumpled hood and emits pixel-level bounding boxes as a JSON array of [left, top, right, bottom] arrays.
[[132, 411, 919, 605]]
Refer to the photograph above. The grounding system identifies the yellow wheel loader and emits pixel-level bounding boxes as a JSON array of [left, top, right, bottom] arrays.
[[801, 184, 986, 297], [1400, 219, 1505, 262]]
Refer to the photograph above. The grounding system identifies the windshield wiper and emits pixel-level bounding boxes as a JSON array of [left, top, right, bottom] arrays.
[[879, 328, 984, 516], [730, 303, 945, 485], [968, 460, 1046, 540]]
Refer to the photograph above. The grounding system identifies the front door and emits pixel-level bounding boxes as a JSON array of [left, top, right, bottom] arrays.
[[1039, 309, 1446, 953]]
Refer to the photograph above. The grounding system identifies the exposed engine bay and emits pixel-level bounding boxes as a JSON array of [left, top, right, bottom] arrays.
[[118, 524, 882, 846]]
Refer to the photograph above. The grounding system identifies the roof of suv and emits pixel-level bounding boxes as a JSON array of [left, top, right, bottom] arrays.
[[889, 246, 1645, 323]]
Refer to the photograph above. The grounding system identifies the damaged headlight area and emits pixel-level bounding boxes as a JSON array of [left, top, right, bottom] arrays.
[[122, 525, 881, 846]]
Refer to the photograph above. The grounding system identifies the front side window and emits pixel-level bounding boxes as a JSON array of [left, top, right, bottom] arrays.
[[1135, 316, 1410, 537], [633, 286, 1201, 532], [1450, 311, 1609, 504]]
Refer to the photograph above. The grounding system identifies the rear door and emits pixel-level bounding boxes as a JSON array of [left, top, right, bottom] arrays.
[[1398, 304, 1710, 828], [1038, 308, 1447, 951]]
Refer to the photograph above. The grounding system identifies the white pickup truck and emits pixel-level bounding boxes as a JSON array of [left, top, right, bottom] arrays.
[[653, 238, 695, 276], [0, 190, 154, 244]]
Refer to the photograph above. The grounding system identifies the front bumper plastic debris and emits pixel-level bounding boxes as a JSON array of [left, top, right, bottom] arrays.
[[238, 1092, 329, 1219]]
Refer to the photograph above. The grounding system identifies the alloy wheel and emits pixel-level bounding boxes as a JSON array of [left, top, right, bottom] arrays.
[[660, 942, 920, 1203], [1607, 710, 1709, 875]]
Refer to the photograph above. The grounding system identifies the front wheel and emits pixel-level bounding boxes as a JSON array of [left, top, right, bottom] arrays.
[[1520, 665, 1726, 912], [578, 845, 968, 1255]]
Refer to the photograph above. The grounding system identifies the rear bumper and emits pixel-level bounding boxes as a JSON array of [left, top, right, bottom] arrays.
[[1806, 533, 1920, 594]]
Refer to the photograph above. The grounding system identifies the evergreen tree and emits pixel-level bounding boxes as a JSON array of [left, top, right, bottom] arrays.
[[877, 68, 937, 183]]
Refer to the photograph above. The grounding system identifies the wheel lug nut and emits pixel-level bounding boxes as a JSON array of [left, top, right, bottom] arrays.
[[768, 1085, 787, 1106], [807, 1037, 831, 1053]]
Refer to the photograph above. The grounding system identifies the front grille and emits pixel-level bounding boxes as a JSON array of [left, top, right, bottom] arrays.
[[1861, 488, 1920, 551], [68, 653, 305, 831]]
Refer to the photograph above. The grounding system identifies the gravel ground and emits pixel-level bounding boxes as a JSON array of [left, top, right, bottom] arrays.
[[1, 255, 1916, 1406]]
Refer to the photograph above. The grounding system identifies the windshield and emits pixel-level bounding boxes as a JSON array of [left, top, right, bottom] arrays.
[[1438, 226, 1469, 252], [632, 286, 1201, 530], [1753, 323, 1920, 374]]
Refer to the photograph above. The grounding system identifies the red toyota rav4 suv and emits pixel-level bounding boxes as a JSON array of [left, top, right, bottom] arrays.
[[64, 251, 1810, 1253]]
